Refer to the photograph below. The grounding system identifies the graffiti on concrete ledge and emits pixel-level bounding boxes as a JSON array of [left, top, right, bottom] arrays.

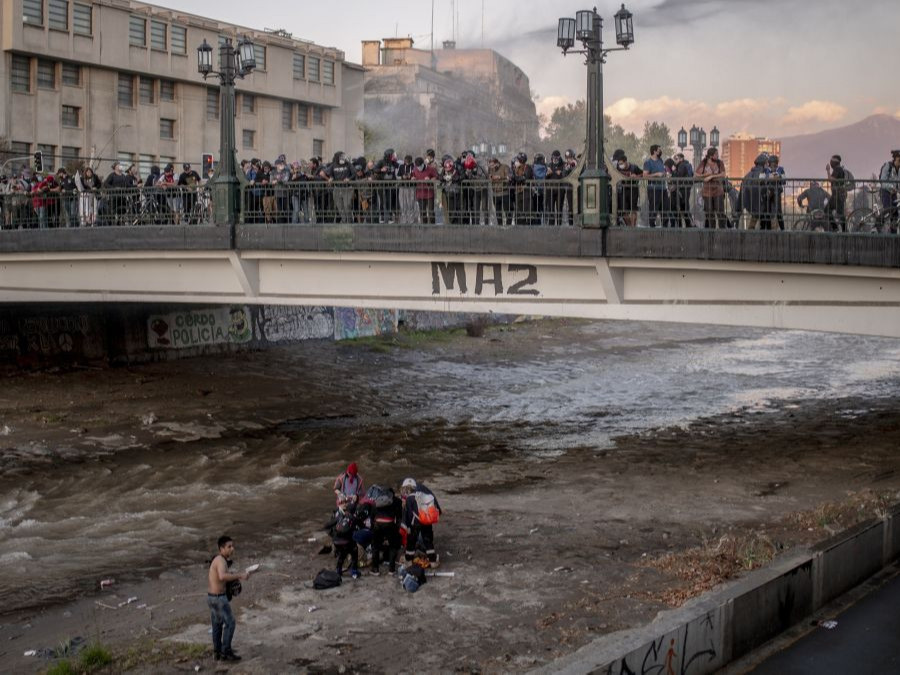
[[603, 612, 718, 675], [254, 305, 334, 343], [431, 262, 540, 297], [333, 307, 398, 341]]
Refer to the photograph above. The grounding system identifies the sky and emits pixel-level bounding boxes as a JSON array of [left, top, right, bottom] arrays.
[[154, 0, 898, 141]]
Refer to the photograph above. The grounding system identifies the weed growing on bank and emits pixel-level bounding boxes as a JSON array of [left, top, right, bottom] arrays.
[[45, 643, 111, 675]]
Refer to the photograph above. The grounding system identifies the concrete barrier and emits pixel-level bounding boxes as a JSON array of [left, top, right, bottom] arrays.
[[533, 507, 900, 675]]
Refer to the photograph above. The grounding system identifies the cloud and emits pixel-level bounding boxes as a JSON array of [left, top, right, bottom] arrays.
[[782, 100, 847, 126], [605, 96, 711, 133]]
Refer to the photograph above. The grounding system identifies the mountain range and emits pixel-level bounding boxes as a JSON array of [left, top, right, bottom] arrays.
[[779, 114, 900, 179]]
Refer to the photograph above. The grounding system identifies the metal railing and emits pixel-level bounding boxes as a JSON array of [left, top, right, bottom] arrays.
[[0, 186, 212, 229], [238, 179, 577, 226], [1, 178, 897, 234], [608, 176, 899, 234]]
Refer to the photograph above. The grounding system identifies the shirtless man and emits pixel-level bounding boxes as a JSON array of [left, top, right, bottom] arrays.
[[207, 535, 250, 662]]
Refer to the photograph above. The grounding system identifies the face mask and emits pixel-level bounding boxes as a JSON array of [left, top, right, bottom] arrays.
[[415, 163, 424, 171], [830, 160, 840, 168]]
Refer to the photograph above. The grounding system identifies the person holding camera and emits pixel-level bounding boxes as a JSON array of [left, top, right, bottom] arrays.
[[207, 535, 253, 662]]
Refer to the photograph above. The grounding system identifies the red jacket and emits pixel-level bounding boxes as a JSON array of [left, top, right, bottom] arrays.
[[31, 176, 59, 209], [412, 165, 438, 201]]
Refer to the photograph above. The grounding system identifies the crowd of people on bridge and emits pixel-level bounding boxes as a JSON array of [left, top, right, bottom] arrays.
[[2, 145, 899, 232]]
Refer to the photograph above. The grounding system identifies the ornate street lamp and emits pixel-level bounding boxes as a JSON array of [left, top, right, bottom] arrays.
[[689, 125, 699, 148], [197, 34, 257, 231], [614, 4, 634, 47], [557, 5, 635, 227], [710, 126, 720, 149], [677, 127, 687, 152]]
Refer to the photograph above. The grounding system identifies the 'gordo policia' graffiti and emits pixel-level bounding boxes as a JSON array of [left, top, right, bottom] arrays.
[[148, 307, 252, 349], [431, 262, 539, 297]]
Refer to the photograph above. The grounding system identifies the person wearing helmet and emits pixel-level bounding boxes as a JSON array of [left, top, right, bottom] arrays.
[[825, 154, 848, 232], [324, 494, 361, 579], [878, 150, 900, 233], [546, 150, 567, 226], [511, 152, 533, 225], [488, 156, 512, 225], [399, 478, 442, 565], [440, 156, 462, 224], [375, 148, 399, 223], [461, 152, 487, 225]]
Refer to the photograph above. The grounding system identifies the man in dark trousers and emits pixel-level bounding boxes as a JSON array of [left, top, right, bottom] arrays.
[[207, 535, 252, 662], [400, 477, 442, 565]]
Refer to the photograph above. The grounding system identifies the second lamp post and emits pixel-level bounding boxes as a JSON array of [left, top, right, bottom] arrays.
[[558, 4, 634, 227]]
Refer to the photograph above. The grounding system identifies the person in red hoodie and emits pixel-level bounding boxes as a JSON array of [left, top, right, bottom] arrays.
[[411, 156, 438, 224], [333, 462, 364, 506], [31, 173, 60, 229]]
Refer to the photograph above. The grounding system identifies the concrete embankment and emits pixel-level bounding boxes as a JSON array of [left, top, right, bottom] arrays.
[[534, 503, 900, 675]]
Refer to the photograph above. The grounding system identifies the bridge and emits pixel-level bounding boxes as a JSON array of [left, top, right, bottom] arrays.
[[2, 223, 899, 338]]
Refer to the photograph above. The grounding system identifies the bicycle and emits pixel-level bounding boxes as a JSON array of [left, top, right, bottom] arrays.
[[793, 208, 828, 232], [847, 185, 898, 233]]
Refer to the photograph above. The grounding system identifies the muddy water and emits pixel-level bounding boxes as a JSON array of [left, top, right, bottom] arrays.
[[1, 321, 899, 615]]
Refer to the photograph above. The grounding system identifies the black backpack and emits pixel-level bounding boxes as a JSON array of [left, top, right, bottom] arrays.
[[366, 485, 394, 509], [313, 569, 343, 590], [334, 512, 354, 537]]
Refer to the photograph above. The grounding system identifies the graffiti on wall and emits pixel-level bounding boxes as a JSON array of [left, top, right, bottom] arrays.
[[0, 314, 100, 357], [147, 307, 253, 349], [333, 307, 398, 341], [603, 612, 719, 675], [254, 306, 334, 343]]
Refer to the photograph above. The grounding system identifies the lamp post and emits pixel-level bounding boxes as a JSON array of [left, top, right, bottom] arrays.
[[684, 124, 718, 169], [557, 4, 634, 227], [198, 35, 256, 230]]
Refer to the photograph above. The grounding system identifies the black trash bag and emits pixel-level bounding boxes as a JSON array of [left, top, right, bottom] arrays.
[[313, 569, 343, 590]]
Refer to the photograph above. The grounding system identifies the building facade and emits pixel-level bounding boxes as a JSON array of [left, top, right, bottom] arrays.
[[722, 133, 782, 177], [362, 38, 539, 157], [0, 0, 363, 176]]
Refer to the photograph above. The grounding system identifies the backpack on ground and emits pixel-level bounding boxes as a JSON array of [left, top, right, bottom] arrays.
[[400, 563, 428, 593], [415, 491, 440, 525], [366, 484, 395, 509], [313, 569, 342, 590]]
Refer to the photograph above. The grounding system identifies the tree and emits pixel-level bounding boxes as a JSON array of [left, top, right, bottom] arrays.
[[543, 100, 586, 154], [638, 121, 675, 160], [605, 116, 641, 166]]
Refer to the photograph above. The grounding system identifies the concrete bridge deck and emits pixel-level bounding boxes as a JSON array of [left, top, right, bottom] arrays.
[[1, 226, 899, 337]]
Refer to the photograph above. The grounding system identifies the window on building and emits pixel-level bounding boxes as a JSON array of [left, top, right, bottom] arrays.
[[322, 60, 334, 86], [117, 151, 135, 170], [253, 44, 266, 71], [11, 55, 30, 93], [282, 101, 293, 131], [171, 25, 186, 54], [242, 129, 255, 149], [139, 77, 155, 104], [73, 3, 92, 35], [23, 0, 43, 25], [61, 63, 81, 86], [37, 144, 57, 171], [118, 73, 134, 107], [297, 104, 309, 128], [160, 118, 174, 140], [10, 141, 31, 156], [49, 0, 69, 30], [61, 146, 80, 168], [37, 60, 56, 89], [61, 105, 80, 127], [312, 106, 324, 126], [241, 94, 255, 114], [159, 79, 175, 101], [308, 56, 320, 82], [150, 20, 166, 51], [138, 154, 155, 178], [313, 139, 324, 157], [129, 16, 146, 47], [206, 88, 219, 119], [293, 53, 305, 80]]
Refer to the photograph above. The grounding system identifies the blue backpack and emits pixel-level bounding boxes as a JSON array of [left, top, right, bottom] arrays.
[[532, 163, 548, 180]]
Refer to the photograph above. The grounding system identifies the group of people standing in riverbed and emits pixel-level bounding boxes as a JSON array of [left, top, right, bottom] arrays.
[[326, 462, 442, 579], [205, 462, 442, 662]]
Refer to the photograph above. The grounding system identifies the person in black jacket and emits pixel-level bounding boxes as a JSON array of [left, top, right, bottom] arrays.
[[511, 153, 534, 225], [324, 495, 361, 579], [671, 153, 694, 228], [374, 148, 399, 223], [356, 486, 403, 575], [102, 162, 130, 225], [325, 152, 354, 222]]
